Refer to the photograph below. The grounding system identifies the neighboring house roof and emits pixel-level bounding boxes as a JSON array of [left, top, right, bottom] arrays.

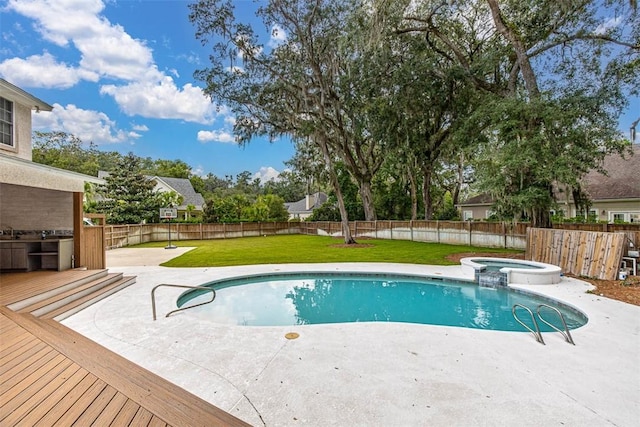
[[97, 171, 205, 210], [285, 192, 328, 215], [581, 144, 640, 200], [457, 193, 493, 206], [0, 78, 53, 112], [458, 144, 640, 207], [153, 176, 205, 210]]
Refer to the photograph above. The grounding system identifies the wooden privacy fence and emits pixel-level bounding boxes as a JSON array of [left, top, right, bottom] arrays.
[[104, 220, 529, 250], [526, 228, 627, 280]]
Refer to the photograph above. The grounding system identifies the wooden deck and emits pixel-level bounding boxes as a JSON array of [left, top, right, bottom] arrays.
[[0, 270, 249, 426]]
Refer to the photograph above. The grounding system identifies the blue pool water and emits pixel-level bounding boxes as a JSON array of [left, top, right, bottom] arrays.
[[474, 259, 544, 272], [178, 273, 587, 331]]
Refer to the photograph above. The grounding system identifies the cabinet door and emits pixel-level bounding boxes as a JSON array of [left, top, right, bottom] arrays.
[[11, 247, 28, 269], [0, 247, 11, 269]]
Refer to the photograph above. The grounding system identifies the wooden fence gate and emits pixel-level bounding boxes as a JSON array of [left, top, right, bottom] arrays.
[[81, 217, 106, 269]]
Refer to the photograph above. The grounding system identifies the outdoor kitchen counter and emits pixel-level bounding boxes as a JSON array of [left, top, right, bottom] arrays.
[[0, 238, 74, 271]]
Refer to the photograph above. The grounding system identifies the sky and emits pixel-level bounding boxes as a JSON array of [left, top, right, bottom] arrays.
[[0, 0, 293, 182], [0, 1, 638, 182]]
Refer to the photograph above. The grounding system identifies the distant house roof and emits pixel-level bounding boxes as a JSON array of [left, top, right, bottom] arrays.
[[97, 171, 205, 210], [458, 144, 640, 206], [285, 192, 328, 215], [581, 144, 640, 200], [153, 176, 205, 210], [457, 193, 493, 206]]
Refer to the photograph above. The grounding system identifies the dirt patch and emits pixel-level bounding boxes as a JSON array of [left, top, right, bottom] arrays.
[[444, 252, 525, 263], [330, 243, 375, 248], [445, 252, 640, 307]]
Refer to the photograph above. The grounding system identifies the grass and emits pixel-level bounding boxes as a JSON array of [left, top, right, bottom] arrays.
[[132, 235, 522, 267]]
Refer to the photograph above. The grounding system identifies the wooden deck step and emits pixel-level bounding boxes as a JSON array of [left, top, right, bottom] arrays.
[[12, 273, 136, 320], [1, 307, 249, 426], [6, 269, 110, 310], [15, 273, 125, 314], [43, 276, 136, 321]]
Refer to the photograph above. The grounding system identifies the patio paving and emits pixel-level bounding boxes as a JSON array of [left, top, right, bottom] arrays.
[[62, 247, 640, 426]]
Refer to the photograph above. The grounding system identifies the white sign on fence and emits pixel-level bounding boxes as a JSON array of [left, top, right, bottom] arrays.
[[159, 208, 178, 219]]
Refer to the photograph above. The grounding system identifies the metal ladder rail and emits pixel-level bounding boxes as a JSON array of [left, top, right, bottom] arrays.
[[151, 284, 216, 320], [512, 304, 545, 345], [536, 304, 575, 345]]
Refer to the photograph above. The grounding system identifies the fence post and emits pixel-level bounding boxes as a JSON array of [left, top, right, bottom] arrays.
[[503, 221, 507, 248], [410, 220, 414, 241], [468, 221, 472, 246]]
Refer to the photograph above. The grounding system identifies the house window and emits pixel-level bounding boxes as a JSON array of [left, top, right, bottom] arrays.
[[0, 97, 13, 147], [463, 210, 473, 221], [612, 213, 626, 223]]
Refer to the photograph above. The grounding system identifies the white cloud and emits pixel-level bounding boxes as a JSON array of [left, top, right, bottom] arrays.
[[128, 131, 142, 139], [595, 16, 623, 35], [253, 166, 281, 182], [197, 129, 236, 144], [132, 124, 149, 132], [32, 102, 128, 144], [5, 0, 218, 124], [176, 52, 201, 65], [235, 33, 263, 59], [7, 0, 154, 81], [224, 115, 236, 126], [192, 166, 206, 177], [100, 76, 218, 124], [268, 24, 287, 48], [0, 52, 98, 88]]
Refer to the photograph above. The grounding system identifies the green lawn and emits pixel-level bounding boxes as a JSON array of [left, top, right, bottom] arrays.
[[133, 235, 521, 267]]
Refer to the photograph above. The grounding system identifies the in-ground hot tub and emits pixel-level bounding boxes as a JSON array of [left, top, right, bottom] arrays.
[[460, 257, 562, 285]]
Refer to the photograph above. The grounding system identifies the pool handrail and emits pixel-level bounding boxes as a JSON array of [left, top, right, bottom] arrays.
[[151, 284, 216, 320], [537, 304, 575, 345], [512, 303, 545, 345]]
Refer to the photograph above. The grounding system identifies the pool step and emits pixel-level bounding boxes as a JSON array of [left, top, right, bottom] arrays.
[[12, 273, 136, 320]]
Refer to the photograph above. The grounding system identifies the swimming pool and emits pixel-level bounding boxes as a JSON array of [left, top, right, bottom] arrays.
[[177, 272, 587, 331]]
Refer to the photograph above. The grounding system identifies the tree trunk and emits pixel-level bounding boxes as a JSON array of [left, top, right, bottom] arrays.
[[407, 165, 418, 220], [422, 166, 434, 220], [318, 135, 356, 244], [531, 207, 551, 228], [359, 180, 377, 221], [452, 152, 464, 206], [486, 0, 540, 98]]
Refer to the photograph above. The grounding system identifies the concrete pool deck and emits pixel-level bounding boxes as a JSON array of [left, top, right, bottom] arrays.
[[62, 247, 640, 426]]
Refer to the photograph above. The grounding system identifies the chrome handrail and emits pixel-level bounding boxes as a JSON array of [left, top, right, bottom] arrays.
[[537, 304, 575, 345], [151, 284, 215, 320], [512, 304, 545, 345]]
